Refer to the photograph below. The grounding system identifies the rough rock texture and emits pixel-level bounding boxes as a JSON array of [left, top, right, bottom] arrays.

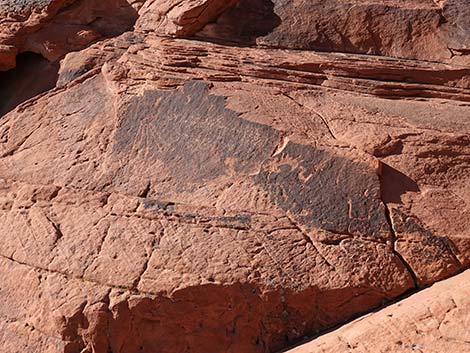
[[0, 0, 141, 70], [0, 0, 469, 353], [195, 0, 470, 63], [285, 269, 470, 353]]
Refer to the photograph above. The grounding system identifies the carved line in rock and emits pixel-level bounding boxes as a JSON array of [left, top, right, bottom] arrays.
[[279, 159, 470, 351], [113, 81, 390, 246], [0, 78, 417, 352], [113, 80, 281, 187], [0, 77, 465, 353], [253, 142, 390, 243], [0, 178, 411, 352]]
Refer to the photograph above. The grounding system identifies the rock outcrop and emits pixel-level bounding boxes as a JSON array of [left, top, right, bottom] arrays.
[[286, 269, 470, 353], [0, 0, 140, 70], [0, 1, 469, 352]]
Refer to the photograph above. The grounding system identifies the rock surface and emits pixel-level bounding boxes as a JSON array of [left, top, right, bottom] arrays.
[[0, 0, 469, 352], [0, 0, 140, 70], [285, 269, 470, 353]]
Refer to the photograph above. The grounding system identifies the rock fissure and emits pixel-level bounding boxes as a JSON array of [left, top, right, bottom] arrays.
[[285, 214, 337, 272], [378, 161, 420, 289], [0, 252, 158, 296], [281, 92, 338, 141], [382, 200, 420, 289]]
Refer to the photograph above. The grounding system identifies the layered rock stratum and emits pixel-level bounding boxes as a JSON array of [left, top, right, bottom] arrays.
[[0, 1, 469, 352]]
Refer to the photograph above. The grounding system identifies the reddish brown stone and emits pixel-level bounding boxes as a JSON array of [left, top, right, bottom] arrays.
[[286, 270, 470, 353], [0, 1, 469, 352]]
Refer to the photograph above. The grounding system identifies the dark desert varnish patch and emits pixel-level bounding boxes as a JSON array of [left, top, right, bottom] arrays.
[[0, 52, 59, 116]]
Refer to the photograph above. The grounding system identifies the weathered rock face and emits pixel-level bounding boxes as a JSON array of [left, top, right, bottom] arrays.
[[0, 0, 140, 70], [286, 269, 470, 353], [196, 0, 470, 63], [0, 1, 469, 353]]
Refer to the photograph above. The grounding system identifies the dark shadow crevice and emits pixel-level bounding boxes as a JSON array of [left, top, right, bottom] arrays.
[[194, 0, 281, 46], [0, 52, 59, 117], [0, 0, 140, 117]]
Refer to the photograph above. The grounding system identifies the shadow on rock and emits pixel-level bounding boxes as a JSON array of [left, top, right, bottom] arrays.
[[0, 52, 59, 117], [77, 282, 394, 353], [379, 162, 420, 204], [195, 0, 281, 45]]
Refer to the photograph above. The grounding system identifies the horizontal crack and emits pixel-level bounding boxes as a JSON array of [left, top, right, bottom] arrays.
[[0, 253, 158, 297]]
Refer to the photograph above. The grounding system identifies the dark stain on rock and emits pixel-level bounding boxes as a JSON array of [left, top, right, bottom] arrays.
[[142, 199, 176, 212], [115, 82, 388, 242], [114, 81, 280, 184], [442, 0, 470, 53], [391, 208, 461, 262], [140, 198, 251, 228], [0, 0, 54, 14], [254, 142, 390, 241], [205, 214, 251, 230]]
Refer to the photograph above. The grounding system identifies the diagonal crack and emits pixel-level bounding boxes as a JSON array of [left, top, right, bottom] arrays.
[[132, 224, 164, 290], [282, 92, 338, 140], [285, 213, 337, 272]]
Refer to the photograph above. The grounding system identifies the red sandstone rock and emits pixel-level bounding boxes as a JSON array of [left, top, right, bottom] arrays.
[[196, 0, 470, 64], [0, 0, 139, 69], [0, 1, 469, 353], [285, 269, 470, 353]]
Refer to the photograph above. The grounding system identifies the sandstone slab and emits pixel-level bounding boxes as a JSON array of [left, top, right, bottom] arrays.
[[286, 269, 470, 353], [0, 1, 469, 352]]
